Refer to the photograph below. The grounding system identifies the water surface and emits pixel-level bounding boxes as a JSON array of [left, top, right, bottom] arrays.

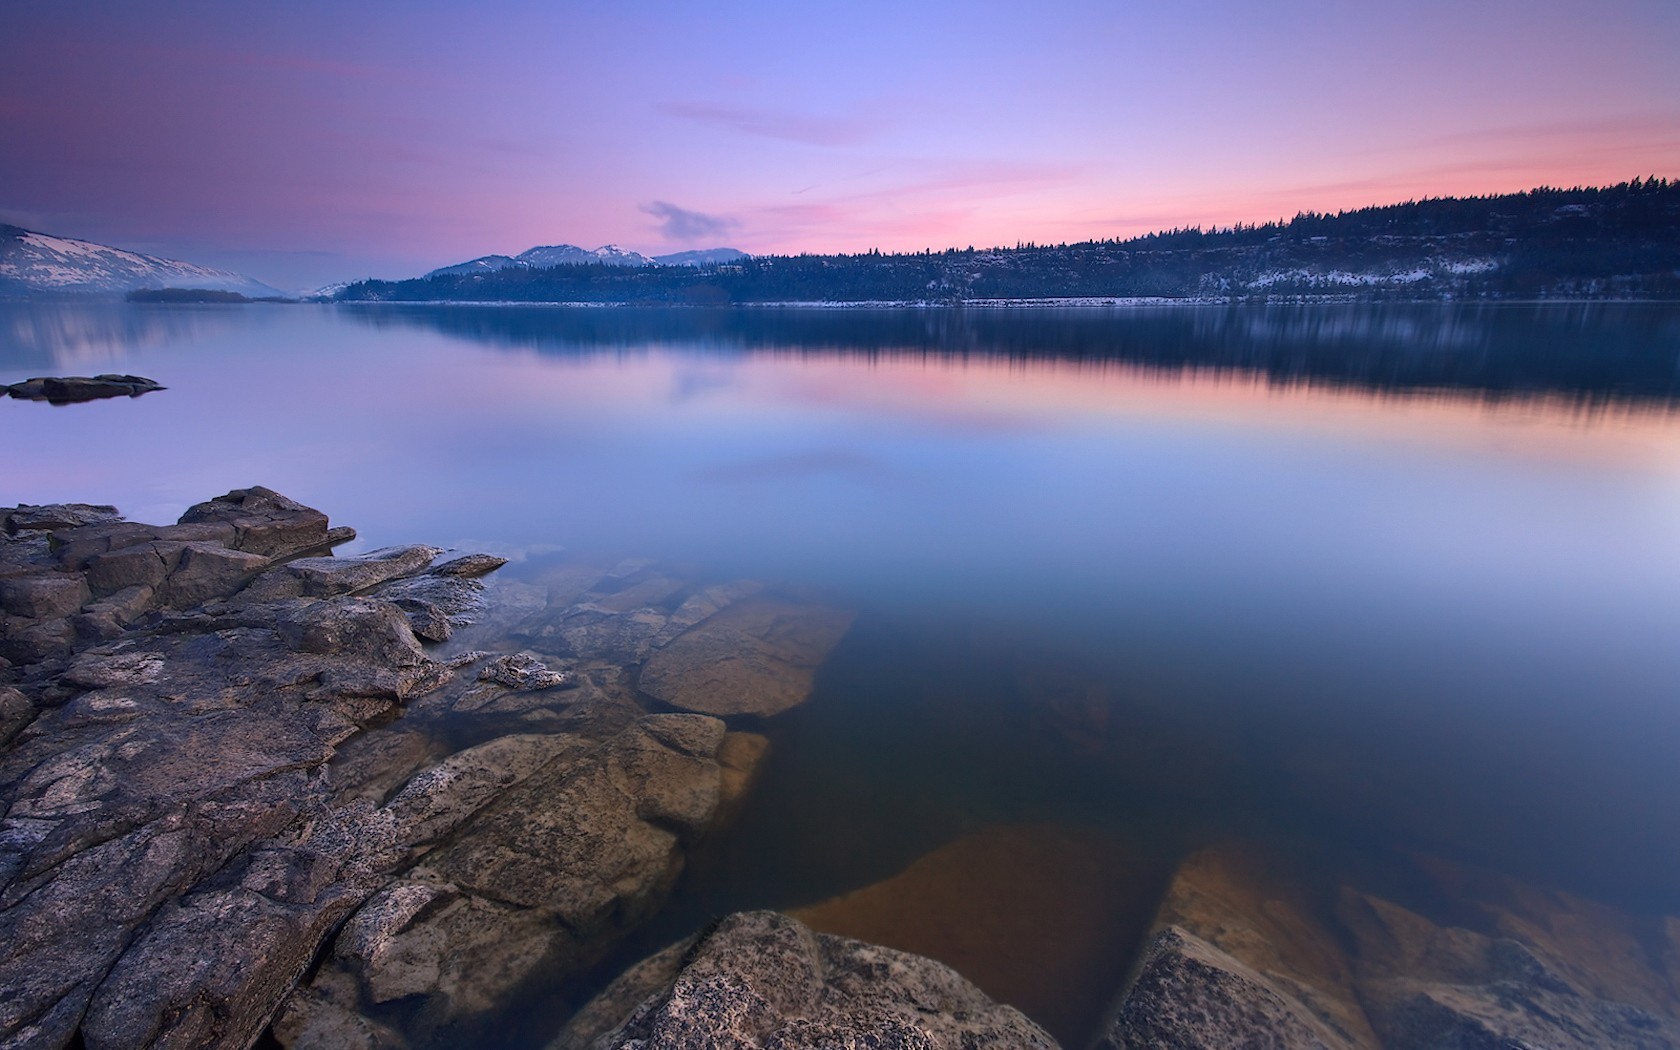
[[5, 300, 1680, 1043]]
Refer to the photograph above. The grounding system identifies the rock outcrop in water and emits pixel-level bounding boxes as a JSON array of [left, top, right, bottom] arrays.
[[4, 375, 165, 403], [552, 910, 1060, 1050], [0, 488, 853, 1050]]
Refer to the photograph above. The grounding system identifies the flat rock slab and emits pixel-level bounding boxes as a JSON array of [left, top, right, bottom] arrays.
[[6, 374, 165, 403], [636, 596, 854, 717]]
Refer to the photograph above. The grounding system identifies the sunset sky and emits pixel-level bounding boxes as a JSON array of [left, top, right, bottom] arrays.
[[3, 0, 1676, 288]]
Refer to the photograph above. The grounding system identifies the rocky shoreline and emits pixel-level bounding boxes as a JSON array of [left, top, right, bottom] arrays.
[[4, 489, 1678, 1049]]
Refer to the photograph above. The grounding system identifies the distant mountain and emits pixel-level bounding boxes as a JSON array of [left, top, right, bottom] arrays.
[[423, 244, 743, 278], [0, 225, 283, 298], [341, 179, 1680, 305], [652, 248, 748, 267]]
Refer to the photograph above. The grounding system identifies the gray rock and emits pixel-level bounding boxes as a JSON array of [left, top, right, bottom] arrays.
[[4, 503, 122, 535], [284, 715, 733, 1040], [0, 572, 91, 619], [6, 374, 165, 403], [240, 545, 442, 602], [430, 553, 508, 578], [49, 520, 167, 571], [0, 490, 473, 1050], [178, 486, 330, 558], [157, 542, 272, 608], [1101, 927, 1345, 1050], [0, 686, 34, 745], [477, 652, 574, 691], [556, 911, 1060, 1050]]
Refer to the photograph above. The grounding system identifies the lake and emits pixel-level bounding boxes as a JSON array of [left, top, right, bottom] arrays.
[[5, 300, 1680, 1044]]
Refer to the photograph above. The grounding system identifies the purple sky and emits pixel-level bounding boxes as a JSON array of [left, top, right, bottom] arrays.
[[3, 0, 1677, 289]]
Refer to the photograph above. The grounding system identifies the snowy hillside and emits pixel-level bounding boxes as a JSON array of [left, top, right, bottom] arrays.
[[0, 226, 282, 298], [424, 243, 739, 278]]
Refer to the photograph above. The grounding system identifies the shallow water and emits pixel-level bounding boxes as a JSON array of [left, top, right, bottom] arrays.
[[5, 300, 1680, 1044]]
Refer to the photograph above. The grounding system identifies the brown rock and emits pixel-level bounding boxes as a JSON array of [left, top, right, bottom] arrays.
[[794, 824, 1162, 1044], [637, 595, 853, 717]]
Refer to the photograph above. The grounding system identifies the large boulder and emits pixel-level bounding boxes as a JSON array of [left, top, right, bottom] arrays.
[[553, 910, 1060, 1050]]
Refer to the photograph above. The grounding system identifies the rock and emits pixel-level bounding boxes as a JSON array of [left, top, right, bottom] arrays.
[[82, 540, 183, 596], [286, 715, 734, 1040], [369, 571, 492, 644], [430, 553, 508, 578], [553, 911, 1060, 1050], [178, 486, 330, 558], [48, 520, 166, 571], [5, 374, 165, 403], [1097, 845, 1680, 1050], [0, 686, 34, 745], [0, 490, 480, 1050], [4, 503, 122, 535], [477, 652, 574, 690], [637, 595, 854, 717], [157, 542, 272, 608], [715, 731, 769, 813], [0, 571, 91, 619], [1337, 876, 1680, 1050], [240, 545, 442, 602], [793, 824, 1161, 1044], [1105, 926, 1353, 1050], [1104, 845, 1378, 1049]]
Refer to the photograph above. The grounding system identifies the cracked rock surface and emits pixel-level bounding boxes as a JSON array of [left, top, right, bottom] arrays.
[[0, 488, 853, 1050]]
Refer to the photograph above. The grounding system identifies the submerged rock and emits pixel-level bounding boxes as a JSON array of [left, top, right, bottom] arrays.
[[553, 910, 1060, 1050], [792, 824, 1163, 1044], [1097, 844, 1680, 1050], [636, 595, 855, 717]]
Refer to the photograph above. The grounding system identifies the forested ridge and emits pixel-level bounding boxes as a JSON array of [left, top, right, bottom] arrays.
[[337, 179, 1680, 304]]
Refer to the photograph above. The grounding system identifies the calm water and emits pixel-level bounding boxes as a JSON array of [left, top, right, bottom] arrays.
[[6, 301, 1680, 1043]]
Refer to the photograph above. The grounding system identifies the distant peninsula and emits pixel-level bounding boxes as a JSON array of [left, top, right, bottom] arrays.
[[336, 178, 1680, 305]]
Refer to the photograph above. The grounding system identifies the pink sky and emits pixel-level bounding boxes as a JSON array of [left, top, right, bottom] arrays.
[[2, 1, 1676, 288]]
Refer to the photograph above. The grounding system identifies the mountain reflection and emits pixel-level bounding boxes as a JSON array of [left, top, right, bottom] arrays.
[[0, 301, 239, 372], [340, 302, 1680, 409]]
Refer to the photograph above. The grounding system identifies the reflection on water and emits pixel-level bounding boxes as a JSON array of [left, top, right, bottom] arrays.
[[5, 301, 1680, 1045], [0, 300, 239, 372], [342, 301, 1680, 407]]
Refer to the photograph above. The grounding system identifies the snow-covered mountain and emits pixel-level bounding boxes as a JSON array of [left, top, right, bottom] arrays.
[[652, 248, 747, 267], [424, 243, 743, 278], [0, 225, 283, 298]]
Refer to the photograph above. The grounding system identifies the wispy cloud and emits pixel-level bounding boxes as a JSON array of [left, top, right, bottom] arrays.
[[641, 200, 739, 243], [658, 101, 883, 146]]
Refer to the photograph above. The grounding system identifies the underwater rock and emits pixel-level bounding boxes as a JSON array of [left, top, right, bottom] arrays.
[[636, 595, 854, 717], [1097, 844, 1680, 1050]]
